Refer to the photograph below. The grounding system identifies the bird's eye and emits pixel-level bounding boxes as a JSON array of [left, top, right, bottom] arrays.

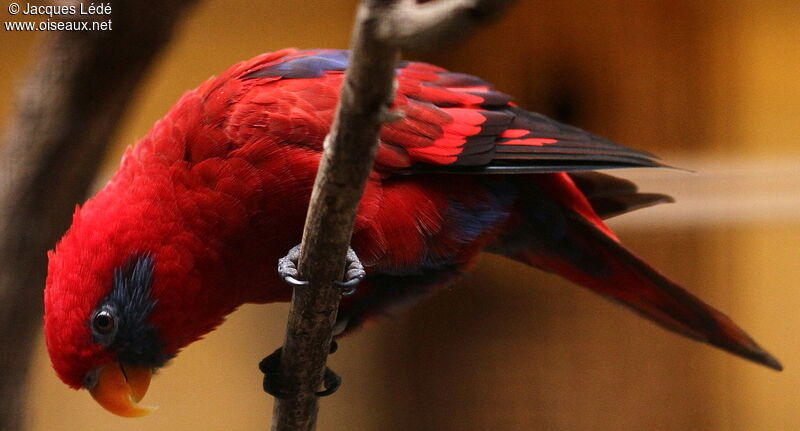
[[92, 309, 116, 335]]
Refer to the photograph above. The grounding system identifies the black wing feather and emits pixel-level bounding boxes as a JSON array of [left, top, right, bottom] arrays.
[[405, 106, 665, 174]]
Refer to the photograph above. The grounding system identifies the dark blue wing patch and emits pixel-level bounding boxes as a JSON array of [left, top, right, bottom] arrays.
[[432, 72, 491, 88], [442, 184, 514, 245], [244, 50, 350, 80]]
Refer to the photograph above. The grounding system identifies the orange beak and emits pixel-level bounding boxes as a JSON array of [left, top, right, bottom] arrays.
[[88, 362, 156, 417]]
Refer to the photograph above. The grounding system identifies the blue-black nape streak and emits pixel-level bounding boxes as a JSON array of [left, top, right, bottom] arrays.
[[95, 253, 170, 368]]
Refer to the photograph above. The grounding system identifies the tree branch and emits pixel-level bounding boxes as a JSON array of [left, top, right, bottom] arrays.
[[269, 1, 513, 430], [378, 0, 513, 50], [0, 1, 197, 429]]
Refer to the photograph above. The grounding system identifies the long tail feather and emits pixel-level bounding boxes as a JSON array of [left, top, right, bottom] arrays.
[[570, 172, 675, 219], [497, 179, 782, 370]]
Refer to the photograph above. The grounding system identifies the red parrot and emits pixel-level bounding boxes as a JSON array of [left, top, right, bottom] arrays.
[[44, 48, 781, 417]]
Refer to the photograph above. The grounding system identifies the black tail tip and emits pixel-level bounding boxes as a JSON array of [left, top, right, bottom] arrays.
[[757, 351, 784, 372], [737, 343, 783, 371]]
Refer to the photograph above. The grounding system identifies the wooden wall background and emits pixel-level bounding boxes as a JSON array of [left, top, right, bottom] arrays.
[[1, 1, 796, 430]]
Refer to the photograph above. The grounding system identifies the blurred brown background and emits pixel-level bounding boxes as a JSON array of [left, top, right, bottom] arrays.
[[2, 0, 798, 430]]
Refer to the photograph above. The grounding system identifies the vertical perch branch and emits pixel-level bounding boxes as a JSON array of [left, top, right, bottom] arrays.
[[0, 1, 198, 429], [269, 1, 513, 430]]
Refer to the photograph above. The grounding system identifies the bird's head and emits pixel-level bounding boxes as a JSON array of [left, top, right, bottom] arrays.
[[44, 217, 168, 417], [43, 191, 234, 417]]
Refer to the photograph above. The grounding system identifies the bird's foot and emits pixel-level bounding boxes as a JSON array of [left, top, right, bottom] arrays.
[[259, 342, 342, 399], [277, 245, 306, 286], [277, 245, 365, 296], [333, 248, 366, 296]]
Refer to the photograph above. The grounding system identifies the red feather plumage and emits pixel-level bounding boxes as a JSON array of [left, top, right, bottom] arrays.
[[44, 49, 780, 393]]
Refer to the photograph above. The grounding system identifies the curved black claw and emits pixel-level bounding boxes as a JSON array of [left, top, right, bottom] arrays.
[[315, 368, 341, 397], [259, 343, 343, 399], [333, 247, 365, 296], [278, 245, 308, 286]]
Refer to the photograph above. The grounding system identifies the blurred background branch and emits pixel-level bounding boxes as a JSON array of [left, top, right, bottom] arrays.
[[0, 1, 198, 428]]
